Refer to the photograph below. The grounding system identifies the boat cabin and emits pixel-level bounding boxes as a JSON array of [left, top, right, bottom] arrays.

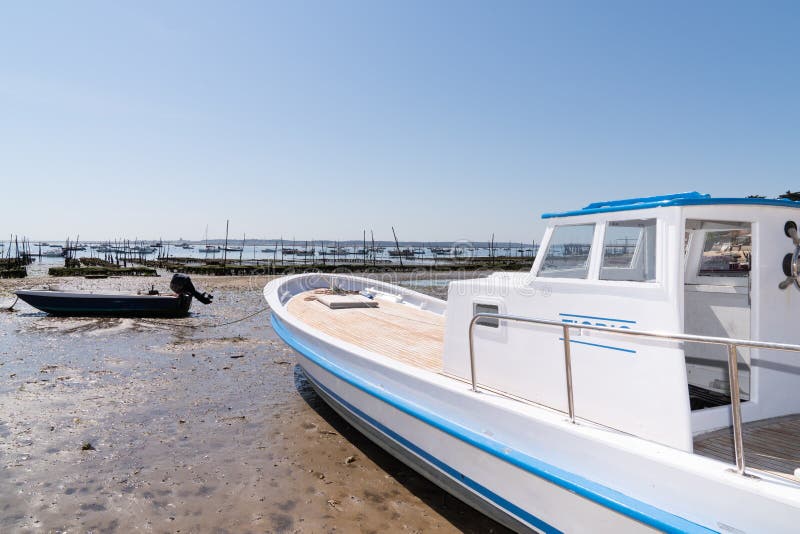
[[444, 192, 800, 461]]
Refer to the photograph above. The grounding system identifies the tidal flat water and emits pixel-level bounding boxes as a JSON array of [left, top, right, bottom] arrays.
[[0, 274, 507, 533]]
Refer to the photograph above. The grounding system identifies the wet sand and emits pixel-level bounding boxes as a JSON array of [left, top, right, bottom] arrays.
[[0, 273, 509, 532]]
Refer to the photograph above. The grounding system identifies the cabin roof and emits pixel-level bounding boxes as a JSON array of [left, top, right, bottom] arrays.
[[542, 191, 800, 219]]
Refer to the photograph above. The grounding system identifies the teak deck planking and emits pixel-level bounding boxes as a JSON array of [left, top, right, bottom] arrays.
[[694, 413, 800, 479], [287, 290, 444, 372]]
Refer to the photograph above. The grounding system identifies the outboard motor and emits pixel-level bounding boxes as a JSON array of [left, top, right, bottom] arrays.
[[170, 273, 213, 304]]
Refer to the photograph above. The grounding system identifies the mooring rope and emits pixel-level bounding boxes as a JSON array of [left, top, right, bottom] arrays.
[[0, 296, 18, 311], [138, 306, 269, 329]]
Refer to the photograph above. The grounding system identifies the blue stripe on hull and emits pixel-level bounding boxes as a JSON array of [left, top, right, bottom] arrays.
[[271, 313, 716, 534], [558, 337, 637, 354]]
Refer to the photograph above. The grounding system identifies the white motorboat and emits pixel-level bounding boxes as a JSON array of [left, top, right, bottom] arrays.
[[266, 192, 800, 532]]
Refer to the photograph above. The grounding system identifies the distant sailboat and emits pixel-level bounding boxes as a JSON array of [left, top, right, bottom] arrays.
[[202, 225, 220, 253]]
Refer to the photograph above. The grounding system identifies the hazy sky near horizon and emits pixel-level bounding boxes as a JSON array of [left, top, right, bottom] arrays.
[[1, 1, 799, 242]]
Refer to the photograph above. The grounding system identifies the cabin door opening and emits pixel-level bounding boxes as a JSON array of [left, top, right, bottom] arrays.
[[683, 220, 751, 410]]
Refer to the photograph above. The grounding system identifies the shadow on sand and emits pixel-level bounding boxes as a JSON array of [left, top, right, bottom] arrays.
[[293, 365, 512, 534]]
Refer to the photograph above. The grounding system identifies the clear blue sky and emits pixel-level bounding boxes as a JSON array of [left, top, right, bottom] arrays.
[[1, 1, 798, 243]]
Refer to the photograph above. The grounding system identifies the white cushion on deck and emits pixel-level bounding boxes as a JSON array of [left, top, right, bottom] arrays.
[[315, 294, 379, 309]]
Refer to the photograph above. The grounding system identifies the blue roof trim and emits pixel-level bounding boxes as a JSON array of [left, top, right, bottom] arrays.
[[271, 313, 716, 534], [543, 192, 800, 219], [583, 192, 709, 210]]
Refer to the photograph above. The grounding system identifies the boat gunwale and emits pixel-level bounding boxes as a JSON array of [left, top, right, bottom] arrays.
[[15, 290, 184, 300]]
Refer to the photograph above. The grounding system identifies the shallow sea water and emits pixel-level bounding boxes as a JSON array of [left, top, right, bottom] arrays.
[[0, 273, 507, 533]]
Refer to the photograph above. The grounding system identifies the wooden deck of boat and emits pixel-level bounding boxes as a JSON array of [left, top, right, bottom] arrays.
[[286, 290, 445, 372], [694, 413, 800, 479]]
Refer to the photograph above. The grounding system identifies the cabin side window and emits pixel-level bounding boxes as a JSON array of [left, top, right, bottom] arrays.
[[685, 220, 751, 279], [698, 228, 751, 277], [538, 224, 595, 279], [600, 219, 657, 282]]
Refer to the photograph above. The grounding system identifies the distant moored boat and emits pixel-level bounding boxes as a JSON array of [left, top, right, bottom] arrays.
[[16, 274, 213, 317]]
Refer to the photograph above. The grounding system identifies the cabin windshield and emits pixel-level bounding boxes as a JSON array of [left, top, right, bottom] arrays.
[[600, 219, 657, 282], [538, 224, 595, 279]]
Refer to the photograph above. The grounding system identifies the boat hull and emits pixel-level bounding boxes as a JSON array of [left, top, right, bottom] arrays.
[[15, 290, 193, 317]]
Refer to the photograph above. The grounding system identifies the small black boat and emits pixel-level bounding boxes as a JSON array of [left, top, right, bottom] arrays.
[[15, 274, 213, 318]]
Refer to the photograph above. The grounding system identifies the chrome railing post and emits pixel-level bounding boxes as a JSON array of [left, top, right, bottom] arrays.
[[562, 324, 575, 423], [727, 344, 746, 474], [468, 316, 478, 392]]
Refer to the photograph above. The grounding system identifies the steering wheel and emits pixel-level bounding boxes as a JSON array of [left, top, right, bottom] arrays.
[[779, 221, 800, 290]]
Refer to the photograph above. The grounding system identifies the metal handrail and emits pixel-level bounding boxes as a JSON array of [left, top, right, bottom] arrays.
[[468, 312, 800, 476]]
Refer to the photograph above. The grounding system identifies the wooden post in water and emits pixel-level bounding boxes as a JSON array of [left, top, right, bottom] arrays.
[[391, 226, 403, 268], [371, 230, 376, 266], [223, 220, 229, 267]]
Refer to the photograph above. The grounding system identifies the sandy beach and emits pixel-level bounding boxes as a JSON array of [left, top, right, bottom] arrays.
[[0, 272, 508, 533]]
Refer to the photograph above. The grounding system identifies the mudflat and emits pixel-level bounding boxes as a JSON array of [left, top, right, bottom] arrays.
[[0, 273, 507, 533]]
